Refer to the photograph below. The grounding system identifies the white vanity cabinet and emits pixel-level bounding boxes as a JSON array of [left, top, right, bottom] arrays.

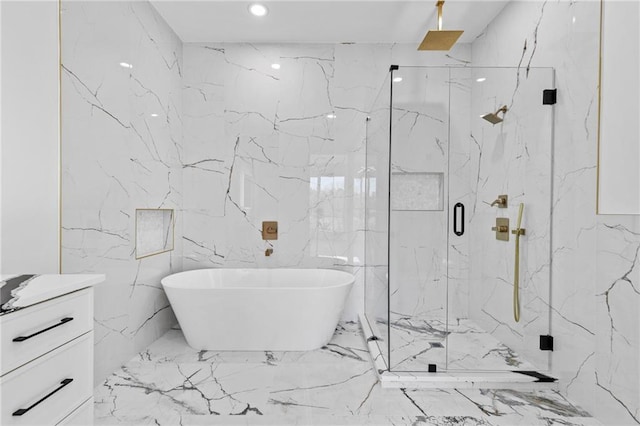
[[0, 275, 102, 426]]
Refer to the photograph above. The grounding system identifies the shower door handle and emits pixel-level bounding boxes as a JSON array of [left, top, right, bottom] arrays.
[[453, 203, 464, 236]]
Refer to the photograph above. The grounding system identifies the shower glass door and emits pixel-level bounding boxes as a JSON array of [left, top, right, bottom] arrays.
[[447, 66, 554, 372], [386, 67, 451, 371], [364, 73, 391, 367], [382, 66, 554, 373]]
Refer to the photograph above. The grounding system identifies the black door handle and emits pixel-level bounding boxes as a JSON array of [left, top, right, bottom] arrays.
[[453, 203, 465, 236], [12, 378, 74, 416], [13, 317, 74, 342]]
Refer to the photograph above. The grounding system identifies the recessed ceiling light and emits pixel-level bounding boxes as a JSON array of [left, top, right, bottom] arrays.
[[393, 77, 403, 83], [119, 62, 133, 69], [271, 63, 281, 70], [476, 77, 486, 82], [150, 113, 159, 117], [327, 113, 336, 119], [249, 3, 268, 17]]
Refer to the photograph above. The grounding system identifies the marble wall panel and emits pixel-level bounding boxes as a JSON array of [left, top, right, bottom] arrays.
[[595, 217, 640, 425], [181, 43, 382, 321], [470, 2, 640, 424], [465, 66, 554, 371], [61, 0, 183, 385]]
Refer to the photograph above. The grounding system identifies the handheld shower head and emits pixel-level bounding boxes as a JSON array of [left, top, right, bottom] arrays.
[[482, 105, 508, 125]]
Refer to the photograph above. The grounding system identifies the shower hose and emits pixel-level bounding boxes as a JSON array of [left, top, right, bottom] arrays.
[[513, 202, 525, 322]]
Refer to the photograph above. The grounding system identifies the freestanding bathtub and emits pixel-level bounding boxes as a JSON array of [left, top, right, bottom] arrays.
[[161, 268, 354, 351]]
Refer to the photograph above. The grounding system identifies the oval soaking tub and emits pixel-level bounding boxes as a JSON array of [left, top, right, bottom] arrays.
[[161, 268, 354, 351]]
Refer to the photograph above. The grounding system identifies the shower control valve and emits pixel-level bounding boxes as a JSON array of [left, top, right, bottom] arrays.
[[490, 194, 508, 208], [491, 218, 510, 241]]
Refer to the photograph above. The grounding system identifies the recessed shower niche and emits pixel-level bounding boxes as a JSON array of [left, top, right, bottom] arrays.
[[391, 172, 444, 211]]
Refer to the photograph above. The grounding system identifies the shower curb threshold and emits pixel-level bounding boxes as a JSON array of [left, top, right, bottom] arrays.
[[358, 314, 558, 390], [377, 370, 558, 390]]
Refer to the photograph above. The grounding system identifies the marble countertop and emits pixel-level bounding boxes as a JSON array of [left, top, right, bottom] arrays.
[[0, 274, 105, 315]]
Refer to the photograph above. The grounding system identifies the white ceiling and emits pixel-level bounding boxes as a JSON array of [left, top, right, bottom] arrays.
[[150, 1, 511, 44]]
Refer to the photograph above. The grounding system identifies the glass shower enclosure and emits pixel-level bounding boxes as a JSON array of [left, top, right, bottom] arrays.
[[364, 65, 555, 374]]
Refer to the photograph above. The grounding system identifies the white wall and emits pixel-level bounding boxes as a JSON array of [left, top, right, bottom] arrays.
[[1, 1, 3, 272], [598, 0, 640, 214], [0, 0, 59, 274]]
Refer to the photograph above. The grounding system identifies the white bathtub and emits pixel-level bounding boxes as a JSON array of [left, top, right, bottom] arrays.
[[161, 268, 354, 351]]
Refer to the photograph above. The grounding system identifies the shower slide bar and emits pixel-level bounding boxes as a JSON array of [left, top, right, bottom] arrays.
[[512, 203, 526, 322]]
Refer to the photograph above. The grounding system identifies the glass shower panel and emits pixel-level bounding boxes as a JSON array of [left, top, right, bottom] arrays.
[[387, 67, 451, 371], [447, 67, 554, 372], [364, 74, 391, 367], [368, 65, 554, 374]]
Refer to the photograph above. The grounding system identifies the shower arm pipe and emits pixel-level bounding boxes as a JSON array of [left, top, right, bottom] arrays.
[[512, 203, 525, 322], [436, 1, 444, 31]]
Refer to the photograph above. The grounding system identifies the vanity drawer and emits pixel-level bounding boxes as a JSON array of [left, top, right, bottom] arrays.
[[0, 288, 93, 376], [57, 397, 93, 426], [0, 332, 93, 426]]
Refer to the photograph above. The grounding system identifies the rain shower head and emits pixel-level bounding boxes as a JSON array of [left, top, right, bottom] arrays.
[[482, 106, 508, 125], [418, 1, 464, 51]]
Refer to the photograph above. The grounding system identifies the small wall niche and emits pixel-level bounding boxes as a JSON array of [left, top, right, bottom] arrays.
[[135, 209, 175, 259], [391, 172, 444, 211]]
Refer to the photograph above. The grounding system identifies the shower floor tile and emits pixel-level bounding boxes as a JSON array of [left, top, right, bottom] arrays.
[[387, 314, 538, 372], [94, 322, 600, 425]]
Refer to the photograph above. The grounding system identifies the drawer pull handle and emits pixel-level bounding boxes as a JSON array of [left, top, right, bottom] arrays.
[[12, 378, 74, 416], [12, 317, 74, 342]]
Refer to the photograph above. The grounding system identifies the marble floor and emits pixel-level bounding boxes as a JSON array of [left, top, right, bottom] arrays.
[[385, 314, 537, 371], [94, 322, 600, 425]]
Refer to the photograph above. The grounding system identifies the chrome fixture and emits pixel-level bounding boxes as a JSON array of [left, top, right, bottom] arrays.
[[491, 217, 510, 241], [262, 221, 278, 240], [418, 1, 464, 51], [511, 203, 526, 322], [265, 248, 273, 256], [482, 105, 508, 125], [490, 194, 508, 208]]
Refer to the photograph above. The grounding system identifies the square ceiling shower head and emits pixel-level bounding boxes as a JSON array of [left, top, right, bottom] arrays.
[[418, 30, 464, 51]]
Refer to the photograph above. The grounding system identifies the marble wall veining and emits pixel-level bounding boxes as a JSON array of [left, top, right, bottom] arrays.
[[473, 1, 640, 424], [362, 2, 639, 423], [472, 0, 599, 405], [384, 66, 474, 370], [366, 64, 553, 372], [61, 1, 183, 385], [181, 43, 471, 322], [362, 48, 473, 353], [387, 66, 473, 325], [60, 5, 471, 381], [388, 67, 453, 325], [58, 1, 640, 423], [180, 43, 374, 319], [595, 216, 640, 425], [465, 65, 554, 371]]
